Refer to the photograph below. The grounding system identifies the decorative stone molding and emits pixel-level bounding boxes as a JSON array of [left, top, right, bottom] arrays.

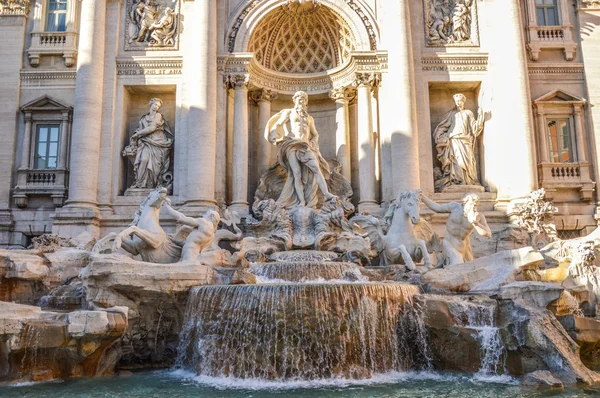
[[353, 72, 381, 88], [250, 89, 278, 104], [28, 31, 78, 67], [423, 0, 480, 47], [116, 58, 183, 76], [125, 0, 180, 51], [329, 86, 356, 103], [524, 0, 577, 61], [0, 0, 30, 15], [13, 95, 73, 208], [227, 51, 386, 96], [533, 90, 595, 201], [232, 74, 250, 89], [421, 55, 488, 72], [20, 70, 77, 88], [228, 0, 378, 53], [579, 0, 600, 9], [528, 64, 585, 80]]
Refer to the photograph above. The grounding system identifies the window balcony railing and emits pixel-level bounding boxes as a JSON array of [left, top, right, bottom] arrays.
[[538, 162, 595, 201], [27, 31, 78, 67], [13, 169, 68, 208], [526, 25, 577, 61]]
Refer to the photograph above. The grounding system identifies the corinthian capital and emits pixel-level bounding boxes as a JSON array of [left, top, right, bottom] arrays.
[[329, 86, 356, 103], [250, 89, 278, 104], [232, 74, 250, 89], [354, 72, 381, 88]]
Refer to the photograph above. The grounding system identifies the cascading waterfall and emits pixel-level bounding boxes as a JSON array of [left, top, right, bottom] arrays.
[[250, 261, 366, 283], [176, 282, 429, 380], [448, 299, 506, 376]]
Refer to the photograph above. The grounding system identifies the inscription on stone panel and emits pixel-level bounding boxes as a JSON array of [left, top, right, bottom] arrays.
[[125, 0, 180, 51], [423, 0, 479, 47]]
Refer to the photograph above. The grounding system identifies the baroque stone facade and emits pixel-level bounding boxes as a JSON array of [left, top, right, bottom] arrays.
[[0, 0, 600, 246]]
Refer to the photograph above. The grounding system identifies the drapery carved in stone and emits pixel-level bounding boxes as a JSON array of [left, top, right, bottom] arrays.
[[125, 0, 180, 51], [0, 0, 29, 15], [423, 0, 479, 47]]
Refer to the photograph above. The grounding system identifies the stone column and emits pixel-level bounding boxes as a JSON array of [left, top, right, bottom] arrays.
[[378, 0, 420, 200], [535, 106, 549, 163], [486, 0, 536, 205], [0, 6, 28, 244], [215, 72, 229, 208], [355, 73, 378, 213], [251, 89, 278, 179], [577, 3, 600, 215], [64, 0, 107, 208], [58, 112, 70, 169], [574, 105, 587, 163], [20, 113, 32, 169], [185, 0, 217, 211], [329, 86, 354, 181], [230, 75, 250, 215]]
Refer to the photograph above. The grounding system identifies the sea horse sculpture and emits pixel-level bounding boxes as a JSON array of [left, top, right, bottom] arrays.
[[351, 189, 433, 270]]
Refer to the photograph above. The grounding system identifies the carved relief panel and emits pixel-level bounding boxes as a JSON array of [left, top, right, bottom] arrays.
[[423, 0, 479, 47], [125, 0, 180, 51]]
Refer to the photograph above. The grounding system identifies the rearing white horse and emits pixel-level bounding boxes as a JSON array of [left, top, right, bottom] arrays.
[[351, 189, 433, 270], [108, 188, 182, 263]]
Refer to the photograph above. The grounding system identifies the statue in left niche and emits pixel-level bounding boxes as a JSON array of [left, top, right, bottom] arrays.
[[127, 0, 179, 49], [122, 98, 174, 191]]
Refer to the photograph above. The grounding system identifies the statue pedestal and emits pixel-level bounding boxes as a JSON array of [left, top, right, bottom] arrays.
[[440, 185, 485, 194], [124, 188, 155, 197]]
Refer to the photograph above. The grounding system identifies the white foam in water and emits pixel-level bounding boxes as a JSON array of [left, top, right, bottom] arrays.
[[167, 369, 517, 391]]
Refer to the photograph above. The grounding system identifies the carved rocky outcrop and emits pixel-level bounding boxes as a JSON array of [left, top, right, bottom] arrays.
[[81, 254, 214, 368], [0, 301, 127, 383]]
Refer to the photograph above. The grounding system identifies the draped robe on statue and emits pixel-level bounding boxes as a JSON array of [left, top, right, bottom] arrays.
[[433, 107, 483, 187], [265, 110, 331, 209], [133, 112, 173, 189]]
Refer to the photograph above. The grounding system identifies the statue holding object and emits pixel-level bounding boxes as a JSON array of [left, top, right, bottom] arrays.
[[122, 98, 174, 190], [433, 93, 485, 191]]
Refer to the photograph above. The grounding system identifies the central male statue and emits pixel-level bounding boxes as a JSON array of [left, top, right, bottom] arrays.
[[266, 91, 337, 209]]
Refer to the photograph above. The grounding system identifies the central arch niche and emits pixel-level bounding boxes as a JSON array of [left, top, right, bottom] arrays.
[[248, 4, 357, 74]]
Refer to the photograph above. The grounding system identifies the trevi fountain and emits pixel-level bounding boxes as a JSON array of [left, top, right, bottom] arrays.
[[3, 0, 600, 397]]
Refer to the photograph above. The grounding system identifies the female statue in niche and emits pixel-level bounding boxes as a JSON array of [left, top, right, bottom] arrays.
[[433, 93, 485, 190], [123, 98, 173, 189]]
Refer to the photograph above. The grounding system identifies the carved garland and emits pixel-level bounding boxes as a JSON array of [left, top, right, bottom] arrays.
[[227, 0, 377, 53]]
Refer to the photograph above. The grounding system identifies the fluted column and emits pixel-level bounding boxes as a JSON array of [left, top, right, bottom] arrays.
[[355, 73, 379, 213], [65, 0, 107, 208], [251, 89, 278, 179], [379, 0, 420, 200], [486, 0, 536, 205], [230, 75, 250, 215], [215, 72, 229, 207], [185, 0, 217, 210], [329, 86, 355, 181], [20, 113, 32, 170]]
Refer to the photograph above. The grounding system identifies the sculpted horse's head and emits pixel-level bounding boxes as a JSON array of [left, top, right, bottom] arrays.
[[384, 189, 423, 225], [130, 187, 169, 226]]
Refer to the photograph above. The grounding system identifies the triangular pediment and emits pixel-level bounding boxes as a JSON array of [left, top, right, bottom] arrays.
[[21, 95, 72, 112], [534, 89, 586, 104]]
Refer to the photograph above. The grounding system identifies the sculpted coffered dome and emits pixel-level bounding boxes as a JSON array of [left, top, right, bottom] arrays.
[[248, 3, 357, 74]]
